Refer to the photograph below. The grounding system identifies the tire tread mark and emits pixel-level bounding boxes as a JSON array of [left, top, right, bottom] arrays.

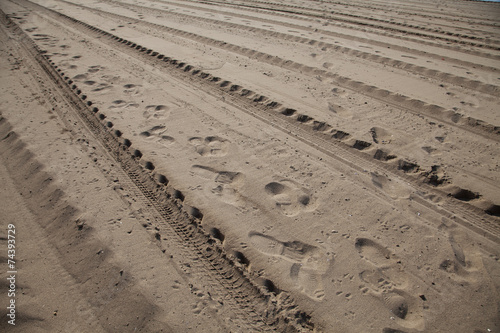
[[13, 0, 499, 243], [0, 8, 314, 332]]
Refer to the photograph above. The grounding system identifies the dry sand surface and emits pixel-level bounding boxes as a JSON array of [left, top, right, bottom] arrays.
[[0, 0, 499, 332]]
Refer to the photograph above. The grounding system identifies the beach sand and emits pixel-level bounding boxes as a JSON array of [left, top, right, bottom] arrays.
[[0, 0, 499, 332]]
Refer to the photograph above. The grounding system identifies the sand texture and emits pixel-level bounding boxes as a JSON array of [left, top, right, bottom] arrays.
[[0, 0, 499, 332]]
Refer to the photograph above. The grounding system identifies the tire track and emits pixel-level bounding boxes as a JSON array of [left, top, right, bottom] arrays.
[[321, 0, 500, 26], [47, 0, 500, 141], [164, 0, 500, 61], [97, 0, 500, 96], [240, 0, 500, 40], [130, 0, 500, 71], [308, 0, 500, 29], [13, 0, 499, 244], [183, 0, 500, 51], [0, 7, 315, 332]]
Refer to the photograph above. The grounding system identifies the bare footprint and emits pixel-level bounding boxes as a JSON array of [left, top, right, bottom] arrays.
[[188, 136, 230, 157], [264, 179, 317, 216]]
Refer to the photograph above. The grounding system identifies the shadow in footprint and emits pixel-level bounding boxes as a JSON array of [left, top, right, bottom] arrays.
[[189, 136, 230, 157], [355, 238, 393, 267], [356, 238, 423, 329], [143, 105, 170, 120], [140, 126, 175, 146], [191, 165, 245, 208], [265, 180, 317, 216], [249, 231, 331, 301], [123, 83, 143, 95]]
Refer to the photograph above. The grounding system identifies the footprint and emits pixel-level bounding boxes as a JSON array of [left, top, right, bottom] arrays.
[[188, 136, 229, 157], [355, 238, 393, 267], [91, 83, 112, 93], [381, 291, 409, 319], [264, 179, 317, 216], [249, 231, 332, 300], [331, 87, 349, 98], [359, 268, 408, 291], [143, 105, 170, 120], [191, 165, 245, 208], [438, 221, 484, 283], [370, 127, 393, 144], [88, 65, 103, 73], [72, 73, 88, 81], [371, 172, 411, 199], [139, 125, 175, 146], [356, 238, 423, 329], [171, 280, 182, 290], [109, 100, 128, 108], [327, 101, 351, 118], [123, 83, 143, 95], [421, 146, 440, 155], [290, 264, 326, 300], [249, 232, 317, 261]]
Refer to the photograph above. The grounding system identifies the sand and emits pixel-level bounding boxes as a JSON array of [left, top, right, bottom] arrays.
[[0, 0, 499, 332]]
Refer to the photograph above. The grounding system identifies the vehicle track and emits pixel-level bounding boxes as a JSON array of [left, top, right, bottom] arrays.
[[231, 0, 500, 40], [316, 0, 500, 26], [0, 8, 315, 332], [126, 0, 500, 72], [95, 0, 499, 96], [172, 0, 500, 60], [307, 0, 500, 29], [162, 0, 500, 62], [182, 0, 500, 51], [13, 0, 499, 244], [45, 0, 500, 141]]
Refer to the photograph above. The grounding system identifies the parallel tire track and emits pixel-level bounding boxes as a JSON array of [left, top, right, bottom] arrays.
[[13, 0, 499, 243], [172, 0, 500, 60], [96, 0, 500, 96], [183, 0, 500, 51], [225, 0, 500, 44], [51, 0, 500, 141], [313, 0, 500, 27], [308, 0, 500, 28], [129, 0, 500, 72], [0, 7, 314, 332]]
